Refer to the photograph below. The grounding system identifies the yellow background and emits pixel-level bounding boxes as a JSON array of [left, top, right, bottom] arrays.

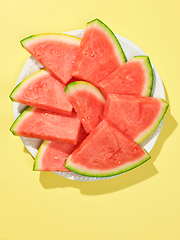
[[1, 0, 179, 239]]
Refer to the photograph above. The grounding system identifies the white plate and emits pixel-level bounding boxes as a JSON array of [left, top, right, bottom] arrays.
[[13, 30, 166, 181]]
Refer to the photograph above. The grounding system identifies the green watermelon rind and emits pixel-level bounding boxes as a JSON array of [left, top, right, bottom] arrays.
[[135, 98, 169, 144], [9, 69, 73, 114], [10, 106, 33, 136], [9, 69, 47, 102], [33, 140, 49, 171], [20, 33, 81, 49], [87, 19, 127, 65], [65, 149, 151, 177], [33, 140, 71, 172], [130, 56, 154, 97], [64, 80, 105, 104]]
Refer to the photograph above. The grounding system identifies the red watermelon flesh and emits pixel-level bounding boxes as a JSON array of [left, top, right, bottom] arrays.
[[34, 141, 73, 172], [65, 120, 150, 177], [20, 33, 81, 84], [103, 94, 169, 143], [9, 69, 73, 115], [10, 107, 81, 145], [99, 56, 153, 98], [72, 19, 126, 87], [33, 125, 88, 171], [65, 81, 105, 133]]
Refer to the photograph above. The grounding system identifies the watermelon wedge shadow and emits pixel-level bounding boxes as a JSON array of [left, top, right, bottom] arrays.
[[39, 160, 159, 191]]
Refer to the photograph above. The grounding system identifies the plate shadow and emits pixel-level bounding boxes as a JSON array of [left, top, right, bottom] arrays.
[[39, 158, 158, 195]]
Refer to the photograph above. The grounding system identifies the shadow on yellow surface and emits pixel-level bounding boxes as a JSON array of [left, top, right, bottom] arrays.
[[39, 158, 158, 195], [149, 85, 178, 162], [38, 85, 178, 194]]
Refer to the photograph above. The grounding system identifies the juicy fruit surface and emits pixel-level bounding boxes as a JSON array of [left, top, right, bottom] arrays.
[[34, 126, 88, 171], [34, 141, 72, 172], [99, 56, 153, 98], [21, 33, 81, 84], [72, 19, 126, 87], [65, 81, 105, 133], [10, 107, 81, 144], [103, 94, 169, 143], [10, 69, 73, 115], [65, 120, 150, 177], [10, 18, 168, 178]]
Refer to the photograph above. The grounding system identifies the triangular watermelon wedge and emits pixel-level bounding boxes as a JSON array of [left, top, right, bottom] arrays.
[[99, 56, 153, 98], [103, 94, 169, 143], [72, 19, 127, 87], [65, 120, 150, 177], [33, 125, 88, 171], [64, 81, 105, 133], [10, 107, 81, 145], [9, 69, 73, 115], [34, 140, 72, 172], [20, 33, 81, 84]]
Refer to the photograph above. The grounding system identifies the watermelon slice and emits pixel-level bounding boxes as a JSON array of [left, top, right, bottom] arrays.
[[99, 56, 153, 98], [72, 19, 127, 87], [20, 33, 81, 84], [64, 81, 105, 133], [9, 69, 73, 115], [65, 120, 150, 177], [103, 94, 169, 143], [33, 125, 88, 171], [10, 107, 81, 144]]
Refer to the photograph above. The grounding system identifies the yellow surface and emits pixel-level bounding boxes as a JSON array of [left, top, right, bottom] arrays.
[[1, 0, 180, 239]]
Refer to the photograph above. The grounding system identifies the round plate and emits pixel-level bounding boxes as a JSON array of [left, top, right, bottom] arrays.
[[13, 30, 166, 181]]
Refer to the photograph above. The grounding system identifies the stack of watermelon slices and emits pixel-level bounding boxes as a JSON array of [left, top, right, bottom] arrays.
[[9, 19, 168, 178]]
